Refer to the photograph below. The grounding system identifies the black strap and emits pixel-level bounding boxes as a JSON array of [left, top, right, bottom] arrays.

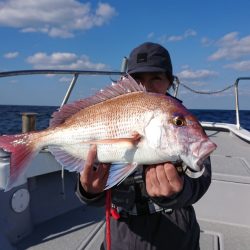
[[134, 183, 150, 215]]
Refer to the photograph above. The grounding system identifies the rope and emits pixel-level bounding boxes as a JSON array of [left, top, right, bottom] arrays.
[[177, 82, 234, 95], [105, 190, 111, 250], [105, 189, 120, 250]]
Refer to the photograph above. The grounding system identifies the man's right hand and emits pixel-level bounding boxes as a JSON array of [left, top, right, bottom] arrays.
[[80, 144, 111, 194]]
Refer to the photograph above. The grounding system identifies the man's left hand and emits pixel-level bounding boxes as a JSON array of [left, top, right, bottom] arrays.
[[145, 163, 184, 197]]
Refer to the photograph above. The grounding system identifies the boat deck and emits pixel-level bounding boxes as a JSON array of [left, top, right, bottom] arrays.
[[1, 127, 249, 250], [195, 128, 250, 250], [15, 206, 105, 250]]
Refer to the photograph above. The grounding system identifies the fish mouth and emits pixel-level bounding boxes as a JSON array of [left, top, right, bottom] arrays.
[[196, 152, 212, 168], [194, 140, 217, 169], [180, 140, 217, 175]]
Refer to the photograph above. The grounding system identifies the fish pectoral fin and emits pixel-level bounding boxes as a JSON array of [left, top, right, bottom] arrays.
[[131, 131, 142, 145], [84, 132, 142, 147], [105, 162, 138, 189]]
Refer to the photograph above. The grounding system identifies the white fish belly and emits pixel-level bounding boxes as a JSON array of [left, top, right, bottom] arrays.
[[60, 142, 177, 166], [59, 143, 137, 163]]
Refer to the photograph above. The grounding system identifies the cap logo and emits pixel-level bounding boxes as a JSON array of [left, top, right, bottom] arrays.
[[137, 53, 147, 63]]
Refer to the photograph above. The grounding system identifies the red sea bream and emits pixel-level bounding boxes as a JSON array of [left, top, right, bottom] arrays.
[[0, 76, 216, 191]]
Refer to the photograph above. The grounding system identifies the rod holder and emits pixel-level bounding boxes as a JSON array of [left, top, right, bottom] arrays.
[[21, 112, 38, 133]]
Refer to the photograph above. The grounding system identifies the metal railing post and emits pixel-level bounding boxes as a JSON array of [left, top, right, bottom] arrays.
[[120, 57, 128, 73], [173, 76, 180, 97], [60, 73, 79, 107], [234, 78, 240, 129]]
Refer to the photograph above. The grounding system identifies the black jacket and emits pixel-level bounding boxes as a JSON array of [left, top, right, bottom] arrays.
[[75, 158, 211, 250]]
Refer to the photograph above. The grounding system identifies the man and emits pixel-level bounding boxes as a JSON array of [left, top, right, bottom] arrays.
[[76, 42, 211, 250]]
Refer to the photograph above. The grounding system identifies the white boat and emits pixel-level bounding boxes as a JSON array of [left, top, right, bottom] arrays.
[[0, 69, 249, 250]]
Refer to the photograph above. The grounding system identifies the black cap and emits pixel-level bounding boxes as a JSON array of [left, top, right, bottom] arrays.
[[127, 42, 173, 82]]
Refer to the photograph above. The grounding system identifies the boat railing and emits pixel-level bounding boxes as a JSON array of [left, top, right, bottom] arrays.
[[234, 77, 250, 129], [0, 68, 248, 130], [173, 76, 250, 130], [0, 69, 125, 107]]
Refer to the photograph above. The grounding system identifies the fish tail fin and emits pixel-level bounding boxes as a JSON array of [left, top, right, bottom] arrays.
[[0, 133, 39, 191]]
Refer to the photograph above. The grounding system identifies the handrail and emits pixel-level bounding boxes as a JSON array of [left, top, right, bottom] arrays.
[[0, 69, 124, 78], [61, 73, 79, 107], [0, 69, 125, 107], [234, 77, 250, 129], [0, 70, 248, 130], [173, 76, 250, 130]]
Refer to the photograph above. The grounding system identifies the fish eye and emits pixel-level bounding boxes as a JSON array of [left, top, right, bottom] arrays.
[[173, 116, 186, 126]]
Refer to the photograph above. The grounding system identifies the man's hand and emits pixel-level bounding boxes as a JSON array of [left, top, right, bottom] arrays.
[[80, 145, 110, 194], [145, 163, 184, 197]]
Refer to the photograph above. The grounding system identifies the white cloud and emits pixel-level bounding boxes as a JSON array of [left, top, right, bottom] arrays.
[[177, 69, 218, 81], [159, 29, 197, 43], [26, 52, 108, 70], [169, 29, 197, 42], [208, 32, 250, 61], [224, 60, 250, 71], [4, 51, 19, 59], [59, 76, 73, 83], [0, 0, 117, 38], [180, 64, 190, 70], [167, 35, 183, 42], [147, 32, 154, 39], [201, 37, 214, 47], [187, 81, 207, 87]]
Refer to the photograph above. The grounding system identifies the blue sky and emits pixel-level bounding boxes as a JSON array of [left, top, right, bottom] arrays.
[[0, 0, 250, 110]]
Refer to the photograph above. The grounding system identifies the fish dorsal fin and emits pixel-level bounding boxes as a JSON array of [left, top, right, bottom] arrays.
[[50, 75, 145, 127]]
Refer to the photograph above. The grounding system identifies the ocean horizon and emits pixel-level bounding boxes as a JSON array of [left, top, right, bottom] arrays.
[[0, 104, 249, 135]]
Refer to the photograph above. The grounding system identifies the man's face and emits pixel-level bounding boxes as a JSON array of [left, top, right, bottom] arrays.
[[131, 72, 171, 94]]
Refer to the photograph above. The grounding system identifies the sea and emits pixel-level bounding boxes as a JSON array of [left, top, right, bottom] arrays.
[[0, 105, 249, 135]]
